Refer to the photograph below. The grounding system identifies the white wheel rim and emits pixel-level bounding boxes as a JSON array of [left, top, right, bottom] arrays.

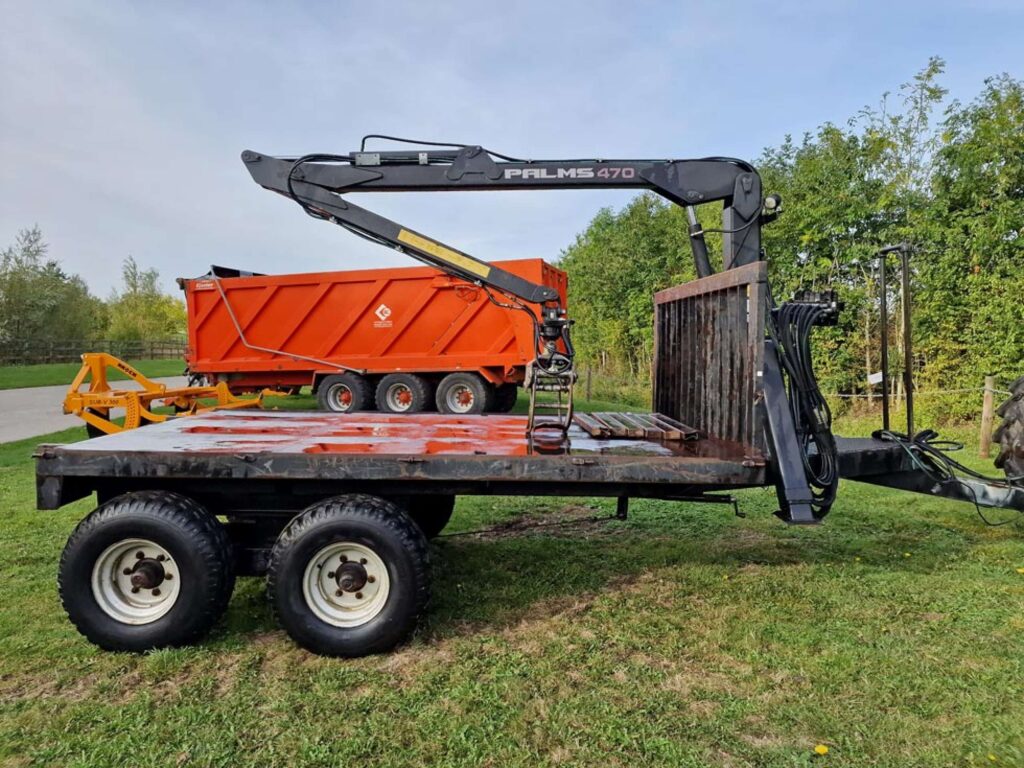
[[327, 383, 353, 412], [302, 542, 391, 628], [445, 384, 475, 413], [90, 538, 181, 625], [385, 383, 413, 412]]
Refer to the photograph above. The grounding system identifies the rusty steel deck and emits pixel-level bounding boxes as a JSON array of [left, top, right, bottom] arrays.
[[35, 410, 773, 509], [34, 411, 918, 514]]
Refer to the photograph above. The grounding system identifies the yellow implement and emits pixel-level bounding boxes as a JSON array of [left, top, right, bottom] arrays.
[[63, 353, 268, 436]]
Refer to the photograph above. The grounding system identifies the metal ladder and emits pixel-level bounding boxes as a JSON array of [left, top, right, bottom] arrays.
[[525, 361, 576, 436]]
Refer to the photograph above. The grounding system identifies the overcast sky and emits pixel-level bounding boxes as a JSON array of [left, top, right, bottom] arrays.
[[1, 1, 1020, 296]]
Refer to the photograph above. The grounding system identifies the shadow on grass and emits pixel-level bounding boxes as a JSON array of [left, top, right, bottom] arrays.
[[215, 494, 981, 647]]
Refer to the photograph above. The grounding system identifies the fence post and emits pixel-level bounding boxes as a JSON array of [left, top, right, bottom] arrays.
[[585, 366, 592, 401], [980, 375, 995, 459]]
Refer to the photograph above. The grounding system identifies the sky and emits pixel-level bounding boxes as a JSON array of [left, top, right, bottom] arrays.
[[1, 0, 1021, 296]]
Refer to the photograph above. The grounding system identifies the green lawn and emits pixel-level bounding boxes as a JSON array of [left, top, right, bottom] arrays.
[[0, 412, 1022, 767], [0, 359, 187, 390]]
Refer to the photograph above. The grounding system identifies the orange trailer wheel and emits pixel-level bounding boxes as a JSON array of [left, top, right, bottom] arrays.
[[318, 373, 374, 413], [436, 373, 493, 415], [376, 374, 433, 414]]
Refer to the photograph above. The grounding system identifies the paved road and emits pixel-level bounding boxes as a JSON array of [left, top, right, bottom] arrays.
[[0, 377, 187, 443]]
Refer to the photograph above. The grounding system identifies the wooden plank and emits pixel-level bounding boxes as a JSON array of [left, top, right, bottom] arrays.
[[575, 411, 700, 442], [626, 413, 663, 439], [572, 412, 611, 438], [612, 412, 659, 439], [654, 262, 767, 305], [591, 412, 627, 436], [649, 413, 700, 441]]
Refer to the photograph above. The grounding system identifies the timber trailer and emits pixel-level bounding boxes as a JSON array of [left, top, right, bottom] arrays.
[[37, 137, 1024, 657]]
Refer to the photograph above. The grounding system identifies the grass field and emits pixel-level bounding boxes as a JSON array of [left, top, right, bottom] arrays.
[[0, 359, 187, 390], [0, 405, 1022, 767]]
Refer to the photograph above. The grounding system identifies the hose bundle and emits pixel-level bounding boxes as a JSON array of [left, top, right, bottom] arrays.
[[767, 296, 841, 517]]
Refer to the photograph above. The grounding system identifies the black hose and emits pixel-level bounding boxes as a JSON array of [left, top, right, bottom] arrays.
[[767, 300, 839, 516]]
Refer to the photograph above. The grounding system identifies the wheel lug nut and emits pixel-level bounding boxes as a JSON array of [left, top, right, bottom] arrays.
[[367, 576, 376, 583], [327, 571, 335, 579], [123, 568, 132, 575], [157, 554, 166, 562], [340, 555, 348, 562], [164, 573, 173, 580], [360, 558, 367, 565], [135, 551, 144, 559], [355, 592, 363, 599], [335, 589, 343, 597], [131, 586, 140, 594], [152, 588, 161, 596]]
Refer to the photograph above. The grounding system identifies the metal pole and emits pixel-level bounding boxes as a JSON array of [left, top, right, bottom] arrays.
[[900, 245, 914, 435], [980, 375, 995, 458], [878, 256, 890, 432]]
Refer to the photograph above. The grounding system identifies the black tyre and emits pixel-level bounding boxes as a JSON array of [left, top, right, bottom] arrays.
[[376, 374, 433, 414], [82, 407, 111, 439], [318, 373, 374, 413], [396, 495, 456, 539], [994, 375, 1024, 481], [267, 495, 430, 657], [436, 372, 493, 415], [492, 384, 519, 413], [58, 491, 235, 652]]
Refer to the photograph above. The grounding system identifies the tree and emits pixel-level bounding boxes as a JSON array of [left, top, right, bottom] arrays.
[[105, 256, 186, 341], [915, 74, 1024, 415], [0, 226, 106, 342], [559, 194, 699, 375], [556, 61, 1024, 424]]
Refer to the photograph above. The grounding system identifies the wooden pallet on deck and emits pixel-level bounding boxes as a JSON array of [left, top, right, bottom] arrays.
[[573, 412, 700, 441]]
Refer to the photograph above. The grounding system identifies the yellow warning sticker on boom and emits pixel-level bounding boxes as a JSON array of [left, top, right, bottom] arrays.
[[397, 230, 491, 279]]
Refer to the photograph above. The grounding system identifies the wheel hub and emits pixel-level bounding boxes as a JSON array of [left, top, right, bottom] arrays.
[[90, 538, 181, 625], [129, 558, 166, 589], [387, 384, 413, 411], [303, 542, 391, 628], [329, 384, 353, 411], [335, 561, 367, 592]]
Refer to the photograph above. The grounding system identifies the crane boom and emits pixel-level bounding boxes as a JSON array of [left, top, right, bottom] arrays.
[[241, 138, 772, 434]]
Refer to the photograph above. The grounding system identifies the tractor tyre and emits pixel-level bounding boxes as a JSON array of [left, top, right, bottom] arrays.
[[392, 495, 456, 539], [267, 494, 430, 656], [994, 375, 1024, 482], [58, 491, 235, 652]]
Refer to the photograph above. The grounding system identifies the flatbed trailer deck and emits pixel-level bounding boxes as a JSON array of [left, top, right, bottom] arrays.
[[36, 411, 923, 514], [35, 411, 770, 510]]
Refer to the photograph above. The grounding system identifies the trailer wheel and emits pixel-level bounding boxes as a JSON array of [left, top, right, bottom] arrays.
[[994, 375, 1024, 481], [492, 384, 519, 413], [58, 491, 234, 652], [436, 372, 493, 415], [83, 408, 109, 439], [397, 495, 456, 539], [268, 495, 429, 656], [376, 374, 433, 414], [318, 373, 374, 413]]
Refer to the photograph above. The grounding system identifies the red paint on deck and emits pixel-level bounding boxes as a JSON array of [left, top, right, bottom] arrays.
[[71, 411, 763, 465]]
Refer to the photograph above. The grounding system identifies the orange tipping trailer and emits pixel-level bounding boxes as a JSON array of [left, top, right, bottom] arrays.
[[180, 258, 568, 415]]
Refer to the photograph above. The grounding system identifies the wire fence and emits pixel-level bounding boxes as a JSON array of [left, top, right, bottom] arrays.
[[830, 386, 1014, 398], [0, 339, 187, 366]]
